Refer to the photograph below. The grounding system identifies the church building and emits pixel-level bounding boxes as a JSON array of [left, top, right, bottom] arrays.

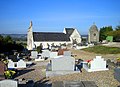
[[88, 24, 99, 43], [27, 21, 81, 50]]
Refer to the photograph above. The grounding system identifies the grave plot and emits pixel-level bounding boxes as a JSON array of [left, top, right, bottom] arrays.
[[83, 56, 109, 72], [46, 56, 79, 77], [8, 59, 26, 69]]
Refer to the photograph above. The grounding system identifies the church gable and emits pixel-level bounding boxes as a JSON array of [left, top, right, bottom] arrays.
[[64, 28, 75, 37]]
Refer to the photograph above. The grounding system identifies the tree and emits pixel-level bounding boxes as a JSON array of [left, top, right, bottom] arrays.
[[0, 35, 3, 41], [0, 35, 24, 53], [99, 26, 113, 41], [4, 36, 13, 43], [107, 30, 120, 42], [115, 25, 120, 31]]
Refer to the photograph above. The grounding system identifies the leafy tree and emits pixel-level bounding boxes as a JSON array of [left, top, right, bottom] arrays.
[[0, 35, 4, 41], [4, 36, 13, 43], [115, 25, 120, 31], [99, 26, 113, 41], [107, 30, 120, 42], [0, 35, 24, 53]]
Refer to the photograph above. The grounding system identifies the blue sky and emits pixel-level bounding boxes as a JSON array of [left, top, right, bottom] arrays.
[[0, 0, 120, 34]]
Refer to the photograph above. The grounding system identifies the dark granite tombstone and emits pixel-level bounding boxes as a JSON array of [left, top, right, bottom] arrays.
[[114, 68, 120, 82], [52, 81, 98, 87], [82, 81, 98, 87]]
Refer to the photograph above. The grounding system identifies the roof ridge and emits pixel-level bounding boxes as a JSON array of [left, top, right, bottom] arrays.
[[33, 32, 64, 34]]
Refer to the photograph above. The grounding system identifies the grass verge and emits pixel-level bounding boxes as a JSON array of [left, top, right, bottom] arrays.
[[82, 45, 120, 54]]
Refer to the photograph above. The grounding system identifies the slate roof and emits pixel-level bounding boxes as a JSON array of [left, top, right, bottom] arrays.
[[89, 24, 98, 32], [33, 32, 70, 41], [65, 28, 75, 37]]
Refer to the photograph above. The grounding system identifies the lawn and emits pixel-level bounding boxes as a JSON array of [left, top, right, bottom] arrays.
[[82, 45, 120, 54]]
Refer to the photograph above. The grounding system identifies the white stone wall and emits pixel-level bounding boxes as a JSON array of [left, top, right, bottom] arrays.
[[34, 41, 71, 49]]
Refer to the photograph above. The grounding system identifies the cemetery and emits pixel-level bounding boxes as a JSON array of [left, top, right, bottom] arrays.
[[0, 47, 120, 87]]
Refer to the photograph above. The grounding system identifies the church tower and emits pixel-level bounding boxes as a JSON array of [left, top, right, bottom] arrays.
[[88, 23, 99, 43], [27, 21, 34, 50]]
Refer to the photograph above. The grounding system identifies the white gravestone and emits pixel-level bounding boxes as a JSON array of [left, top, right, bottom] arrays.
[[0, 80, 18, 87], [49, 52, 58, 58], [31, 51, 38, 59], [17, 59, 26, 68], [41, 50, 50, 58], [63, 51, 71, 56], [51, 56, 75, 71], [8, 60, 15, 69], [35, 54, 44, 61], [8, 60, 26, 69], [83, 56, 108, 72]]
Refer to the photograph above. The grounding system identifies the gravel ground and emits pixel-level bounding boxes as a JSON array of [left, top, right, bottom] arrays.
[[15, 49, 120, 87]]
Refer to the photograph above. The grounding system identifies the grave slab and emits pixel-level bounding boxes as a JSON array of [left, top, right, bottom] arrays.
[[52, 81, 98, 87], [0, 80, 18, 87]]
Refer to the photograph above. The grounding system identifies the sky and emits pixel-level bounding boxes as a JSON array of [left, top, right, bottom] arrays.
[[0, 0, 120, 34]]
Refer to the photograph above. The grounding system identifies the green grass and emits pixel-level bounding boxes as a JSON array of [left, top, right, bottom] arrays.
[[82, 45, 120, 54]]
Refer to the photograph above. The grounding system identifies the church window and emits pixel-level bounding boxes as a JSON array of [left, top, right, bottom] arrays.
[[93, 33, 96, 36]]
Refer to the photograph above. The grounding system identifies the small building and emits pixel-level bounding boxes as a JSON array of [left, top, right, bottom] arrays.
[[106, 36, 113, 42], [88, 24, 99, 43], [27, 21, 81, 50]]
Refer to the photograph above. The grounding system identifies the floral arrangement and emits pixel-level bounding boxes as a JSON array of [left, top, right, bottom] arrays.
[[4, 70, 16, 79], [86, 59, 92, 68]]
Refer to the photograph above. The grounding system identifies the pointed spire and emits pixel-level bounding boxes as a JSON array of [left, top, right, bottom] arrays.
[[28, 21, 33, 29], [30, 21, 32, 27], [93, 22, 95, 25]]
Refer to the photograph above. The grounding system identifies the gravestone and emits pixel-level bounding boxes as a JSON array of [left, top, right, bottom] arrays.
[[114, 68, 120, 82], [41, 50, 50, 58], [8, 60, 15, 69], [35, 53, 44, 61], [46, 56, 77, 77], [17, 60, 26, 68], [58, 49, 68, 55], [0, 61, 5, 75], [0, 80, 18, 87], [51, 56, 75, 71], [30, 51, 38, 59], [49, 52, 58, 58], [8, 59, 26, 69], [52, 81, 98, 87], [83, 56, 108, 72], [63, 51, 71, 56], [0, 61, 6, 79]]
